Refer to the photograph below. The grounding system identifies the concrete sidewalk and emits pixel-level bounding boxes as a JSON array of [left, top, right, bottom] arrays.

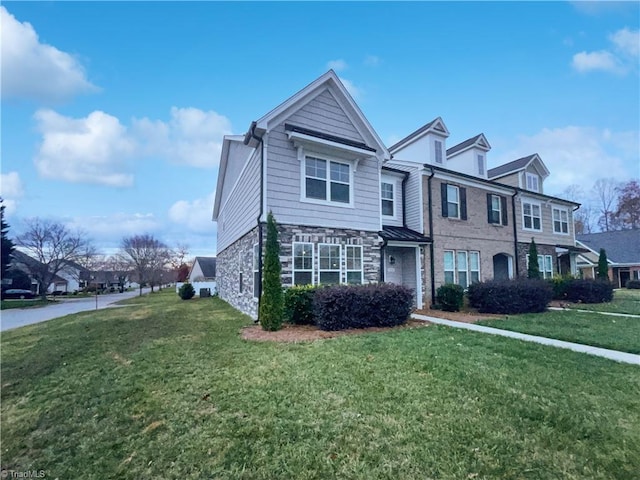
[[411, 313, 640, 365]]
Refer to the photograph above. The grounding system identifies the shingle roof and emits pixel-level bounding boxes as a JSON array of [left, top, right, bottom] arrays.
[[388, 117, 447, 152], [446, 134, 488, 156], [576, 230, 640, 264], [487, 154, 537, 179], [380, 226, 431, 243], [284, 124, 376, 152], [194, 257, 217, 278]]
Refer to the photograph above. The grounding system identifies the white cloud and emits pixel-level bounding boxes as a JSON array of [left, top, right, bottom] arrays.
[[0, 171, 24, 215], [133, 107, 232, 168], [493, 126, 637, 196], [34, 109, 137, 187], [168, 191, 216, 234], [327, 59, 348, 72], [609, 27, 640, 57], [65, 213, 162, 246], [364, 55, 381, 67], [571, 50, 622, 74], [0, 6, 98, 102], [339, 77, 362, 100]]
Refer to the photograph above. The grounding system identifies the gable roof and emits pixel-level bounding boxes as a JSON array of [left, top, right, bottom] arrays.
[[192, 257, 217, 278], [388, 117, 450, 153], [446, 133, 491, 157], [576, 230, 640, 265], [487, 153, 550, 180], [212, 135, 250, 220]]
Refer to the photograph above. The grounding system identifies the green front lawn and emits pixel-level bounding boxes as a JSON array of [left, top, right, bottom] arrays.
[[564, 288, 640, 315], [477, 309, 640, 354], [0, 299, 52, 310], [2, 291, 639, 479]]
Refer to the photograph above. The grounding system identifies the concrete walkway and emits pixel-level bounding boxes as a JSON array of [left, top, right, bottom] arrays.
[[548, 306, 640, 318], [411, 313, 640, 365]]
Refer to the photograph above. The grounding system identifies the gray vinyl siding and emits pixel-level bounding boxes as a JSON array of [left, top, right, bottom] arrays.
[[286, 89, 365, 143], [380, 173, 403, 227], [491, 172, 520, 188], [385, 161, 422, 232], [219, 142, 255, 211], [515, 194, 575, 246], [217, 148, 262, 253], [266, 123, 380, 231]]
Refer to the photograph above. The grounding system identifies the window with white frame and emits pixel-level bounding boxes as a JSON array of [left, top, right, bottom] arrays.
[[292, 242, 314, 285], [381, 182, 394, 216], [444, 250, 455, 284], [537, 254, 553, 279], [318, 244, 341, 284], [525, 172, 540, 192], [457, 251, 468, 288], [435, 140, 443, 164], [489, 194, 502, 224], [477, 154, 485, 175], [523, 201, 542, 231], [552, 208, 569, 234], [346, 245, 363, 284], [444, 250, 480, 288], [447, 185, 460, 218], [469, 251, 480, 284], [253, 244, 260, 298], [304, 156, 351, 204]]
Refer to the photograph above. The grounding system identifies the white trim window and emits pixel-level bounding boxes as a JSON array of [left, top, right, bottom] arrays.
[[444, 250, 480, 288], [477, 154, 485, 176], [552, 208, 569, 234], [345, 245, 363, 284], [444, 250, 455, 284], [523, 201, 542, 231], [457, 251, 469, 288], [525, 172, 540, 192], [537, 255, 553, 279], [381, 182, 394, 217], [435, 140, 443, 164], [469, 251, 480, 284], [253, 244, 260, 298], [292, 242, 314, 285], [490, 194, 502, 224], [304, 156, 351, 205], [447, 185, 460, 219], [318, 244, 341, 285]]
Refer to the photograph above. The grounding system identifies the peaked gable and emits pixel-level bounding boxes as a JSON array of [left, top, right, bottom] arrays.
[[389, 117, 450, 153], [488, 153, 550, 180], [447, 133, 491, 157]]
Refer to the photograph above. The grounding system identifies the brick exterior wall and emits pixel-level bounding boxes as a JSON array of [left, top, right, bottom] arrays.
[[516, 241, 557, 278]]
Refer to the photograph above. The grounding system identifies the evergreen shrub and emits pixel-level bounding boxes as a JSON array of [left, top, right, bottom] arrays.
[[565, 279, 613, 303], [436, 284, 464, 312], [467, 279, 552, 314], [178, 282, 195, 300], [284, 285, 319, 325], [626, 279, 640, 289]]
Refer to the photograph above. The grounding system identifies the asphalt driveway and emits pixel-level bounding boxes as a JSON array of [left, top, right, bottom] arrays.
[[1, 288, 152, 332]]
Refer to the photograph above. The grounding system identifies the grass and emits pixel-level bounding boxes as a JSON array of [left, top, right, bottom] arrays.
[[564, 288, 640, 315], [2, 290, 639, 479], [477, 309, 640, 354], [1, 299, 52, 310]]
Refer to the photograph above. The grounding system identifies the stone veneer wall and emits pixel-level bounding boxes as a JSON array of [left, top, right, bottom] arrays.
[[516, 242, 557, 277]]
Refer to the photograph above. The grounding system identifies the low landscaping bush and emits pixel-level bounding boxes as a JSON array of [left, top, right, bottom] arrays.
[[314, 283, 413, 331], [467, 279, 552, 314], [436, 284, 464, 312], [626, 279, 640, 290], [178, 282, 195, 300], [565, 279, 613, 303], [548, 275, 575, 300], [284, 285, 319, 325]]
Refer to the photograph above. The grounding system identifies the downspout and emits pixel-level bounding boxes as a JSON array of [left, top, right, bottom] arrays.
[[427, 166, 436, 306], [511, 190, 519, 277], [401, 171, 409, 226], [380, 239, 387, 282], [245, 121, 265, 322]]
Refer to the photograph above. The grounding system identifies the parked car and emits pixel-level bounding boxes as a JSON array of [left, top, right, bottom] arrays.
[[2, 289, 35, 299]]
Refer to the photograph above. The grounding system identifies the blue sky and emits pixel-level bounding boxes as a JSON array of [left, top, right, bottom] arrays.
[[1, 1, 638, 256]]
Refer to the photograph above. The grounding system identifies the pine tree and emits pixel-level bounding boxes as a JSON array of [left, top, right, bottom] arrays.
[[527, 238, 541, 279], [1, 202, 15, 280], [597, 248, 609, 280], [259, 211, 283, 331]]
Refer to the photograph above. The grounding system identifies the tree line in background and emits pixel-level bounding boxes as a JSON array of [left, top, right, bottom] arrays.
[[1, 200, 193, 299], [560, 179, 640, 234]]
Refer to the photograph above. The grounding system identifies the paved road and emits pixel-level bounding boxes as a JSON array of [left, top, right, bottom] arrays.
[[1, 288, 152, 332]]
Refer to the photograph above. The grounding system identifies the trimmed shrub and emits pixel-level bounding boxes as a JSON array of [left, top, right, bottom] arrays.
[[565, 279, 613, 303], [314, 284, 413, 331], [626, 279, 640, 289], [527, 239, 541, 279], [259, 211, 284, 331], [284, 285, 319, 325], [178, 282, 195, 300], [597, 248, 609, 280], [436, 284, 464, 312], [548, 275, 575, 300], [467, 279, 552, 314]]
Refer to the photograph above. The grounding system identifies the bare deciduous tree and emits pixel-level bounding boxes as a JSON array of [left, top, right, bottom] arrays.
[[120, 234, 170, 295], [16, 218, 92, 298], [592, 178, 620, 232]]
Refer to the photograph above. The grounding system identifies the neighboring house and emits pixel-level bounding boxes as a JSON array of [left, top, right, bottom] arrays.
[[576, 230, 640, 288], [213, 71, 582, 319], [9, 250, 68, 294], [188, 257, 217, 282]]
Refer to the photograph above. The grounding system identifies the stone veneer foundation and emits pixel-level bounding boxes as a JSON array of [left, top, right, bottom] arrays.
[[516, 242, 557, 277]]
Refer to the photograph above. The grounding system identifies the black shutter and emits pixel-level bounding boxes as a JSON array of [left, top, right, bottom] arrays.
[[486, 193, 493, 223], [460, 187, 467, 220], [501, 196, 508, 226], [441, 183, 448, 218]]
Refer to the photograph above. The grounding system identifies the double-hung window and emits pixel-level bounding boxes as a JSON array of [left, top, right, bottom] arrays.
[[537, 255, 553, 279], [345, 245, 363, 284], [525, 173, 540, 192], [304, 156, 350, 204], [447, 185, 460, 218], [444, 251, 455, 284], [292, 242, 314, 285], [457, 251, 468, 288], [381, 182, 394, 216], [523, 201, 542, 231], [318, 244, 341, 285], [444, 250, 480, 288], [489, 194, 502, 224], [469, 252, 480, 284], [553, 208, 569, 234]]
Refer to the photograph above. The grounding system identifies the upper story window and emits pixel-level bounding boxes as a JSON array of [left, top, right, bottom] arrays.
[[553, 207, 569, 234], [381, 182, 394, 216], [477, 154, 485, 176], [525, 172, 540, 192], [304, 156, 351, 205], [435, 140, 443, 164], [447, 185, 460, 218], [523, 201, 542, 231], [488, 194, 503, 225], [441, 183, 467, 220]]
